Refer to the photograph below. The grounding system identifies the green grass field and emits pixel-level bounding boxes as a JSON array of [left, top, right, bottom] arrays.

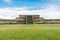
[[0, 24, 60, 40]]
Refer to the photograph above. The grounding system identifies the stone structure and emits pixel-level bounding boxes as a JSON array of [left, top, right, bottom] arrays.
[[16, 15, 60, 24], [16, 15, 41, 24], [0, 15, 60, 24]]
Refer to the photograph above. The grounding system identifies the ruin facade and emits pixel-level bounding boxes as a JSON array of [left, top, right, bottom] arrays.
[[0, 15, 60, 24]]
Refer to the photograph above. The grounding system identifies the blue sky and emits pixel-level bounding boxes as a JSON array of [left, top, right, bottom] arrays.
[[0, 0, 50, 8], [0, 0, 60, 19]]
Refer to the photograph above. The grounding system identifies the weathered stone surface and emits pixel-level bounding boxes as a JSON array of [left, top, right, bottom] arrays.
[[0, 15, 60, 24]]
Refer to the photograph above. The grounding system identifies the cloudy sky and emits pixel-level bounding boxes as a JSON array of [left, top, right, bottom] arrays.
[[0, 0, 60, 19]]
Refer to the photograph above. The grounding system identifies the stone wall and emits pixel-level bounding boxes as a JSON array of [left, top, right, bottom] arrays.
[[0, 15, 60, 24]]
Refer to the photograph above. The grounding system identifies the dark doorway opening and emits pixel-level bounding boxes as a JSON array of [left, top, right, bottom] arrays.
[[26, 16, 33, 24]]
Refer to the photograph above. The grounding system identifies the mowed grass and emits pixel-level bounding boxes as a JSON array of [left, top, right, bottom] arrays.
[[0, 24, 60, 40]]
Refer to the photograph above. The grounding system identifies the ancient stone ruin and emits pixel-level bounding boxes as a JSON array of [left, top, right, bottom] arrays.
[[0, 15, 60, 24]]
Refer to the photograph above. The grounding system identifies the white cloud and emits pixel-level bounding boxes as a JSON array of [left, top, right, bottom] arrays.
[[0, 5, 60, 19], [0, 7, 32, 19], [4, 0, 12, 4], [39, 5, 60, 19]]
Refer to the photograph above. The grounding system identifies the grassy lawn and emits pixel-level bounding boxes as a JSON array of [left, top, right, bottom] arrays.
[[0, 24, 60, 40]]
